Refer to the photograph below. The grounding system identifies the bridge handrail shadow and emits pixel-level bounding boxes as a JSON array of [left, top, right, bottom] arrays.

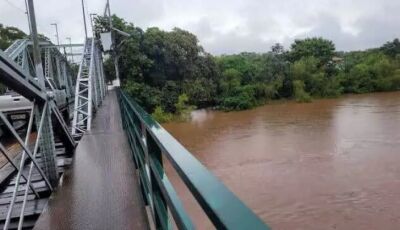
[[118, 89, 270, 230]]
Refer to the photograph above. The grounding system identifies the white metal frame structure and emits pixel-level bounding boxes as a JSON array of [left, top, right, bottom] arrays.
[[72, 38, 106, 135]]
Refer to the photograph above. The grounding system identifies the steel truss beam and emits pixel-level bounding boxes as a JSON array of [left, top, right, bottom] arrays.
[[0, 50, 75, 150], [0, 36, 80, 230], [0, 0, 90, 228], [1, 102, 51, 229], [72, 38, 106, 135], [4, 39, 29, 61], [0, 51, 46, 102], [0, 29, 105, 230]]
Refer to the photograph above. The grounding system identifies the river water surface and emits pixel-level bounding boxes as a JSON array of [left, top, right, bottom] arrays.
[[164, 91, 400, 229]]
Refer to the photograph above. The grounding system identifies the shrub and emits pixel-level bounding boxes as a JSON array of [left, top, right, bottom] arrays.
[[293, 80, 312, 102], [123, 80, 161, 112], [175, 94, 195, 121], [151, 106, 173, 123], [220, 86, 257, 110]]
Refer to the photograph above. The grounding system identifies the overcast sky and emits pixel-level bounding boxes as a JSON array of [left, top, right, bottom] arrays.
[[1, 0, 400, 54]]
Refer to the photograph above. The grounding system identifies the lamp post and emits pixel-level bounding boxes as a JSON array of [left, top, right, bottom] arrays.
[[66, 37, 74, 63], [50, 23, 60, 52], [106, 0, 120, 86], [81, 0, 88, 39], [90, 13, 97, 35]]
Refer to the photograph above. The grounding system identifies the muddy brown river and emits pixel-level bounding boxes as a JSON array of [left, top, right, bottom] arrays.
[[163, 91, 400, 230]]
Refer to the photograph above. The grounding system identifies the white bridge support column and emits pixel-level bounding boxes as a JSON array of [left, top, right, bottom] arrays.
[[72, 38, 106, 136]]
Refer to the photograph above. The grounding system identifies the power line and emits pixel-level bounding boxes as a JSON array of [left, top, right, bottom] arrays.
[[2, 0, 26, 14], [1, 0, 31, 36], [1, 0, 75, 45]]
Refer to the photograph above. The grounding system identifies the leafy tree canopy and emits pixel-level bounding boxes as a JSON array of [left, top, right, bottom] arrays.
[[87, 15, 400, 121], [289, 37, 335, 65], [0, 24, 26, 50]]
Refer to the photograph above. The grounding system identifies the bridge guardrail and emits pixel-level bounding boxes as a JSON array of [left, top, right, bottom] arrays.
[[118, 89, 269, 230]]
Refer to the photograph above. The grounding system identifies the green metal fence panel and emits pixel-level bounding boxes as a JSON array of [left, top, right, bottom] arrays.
[[118, 89, 270, 230]]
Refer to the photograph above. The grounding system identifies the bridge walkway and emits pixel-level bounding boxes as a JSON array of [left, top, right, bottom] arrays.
[[33, 89, 149, 230]]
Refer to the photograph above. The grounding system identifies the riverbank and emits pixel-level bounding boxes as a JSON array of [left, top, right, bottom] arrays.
[[160, 90, 400, 123], [163, 91, 400, 229]]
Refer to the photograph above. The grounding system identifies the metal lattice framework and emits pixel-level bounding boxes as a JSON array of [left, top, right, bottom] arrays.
[[4, 39, 76, 97], [0, 37, 80, 229], [72, 38, 106, 135], [0, 0, 106, 228]]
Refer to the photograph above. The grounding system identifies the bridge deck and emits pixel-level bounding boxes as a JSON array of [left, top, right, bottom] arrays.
[[33, 89, 148, 230]]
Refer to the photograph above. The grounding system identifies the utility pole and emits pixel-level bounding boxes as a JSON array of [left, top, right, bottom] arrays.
[[81, 0, 88, 39], [107, 0, 112, 29], [66, 37, 74, 63], [26, 0, 58, 188], [24, 0, 32, 35], [27, 0, 45, 87]]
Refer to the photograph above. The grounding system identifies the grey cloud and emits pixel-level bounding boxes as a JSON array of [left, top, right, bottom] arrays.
[[1, 0, 399, 54], [110, 0, 165, 27]]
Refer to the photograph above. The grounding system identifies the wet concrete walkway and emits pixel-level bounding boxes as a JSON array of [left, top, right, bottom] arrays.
[[34, 89, 148, 230]]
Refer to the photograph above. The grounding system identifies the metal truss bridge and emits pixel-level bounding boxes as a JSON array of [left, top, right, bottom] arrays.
[[0, 1, 269, 229]]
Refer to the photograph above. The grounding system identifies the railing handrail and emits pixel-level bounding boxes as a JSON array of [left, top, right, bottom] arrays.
[[118, 89, 270, 230]]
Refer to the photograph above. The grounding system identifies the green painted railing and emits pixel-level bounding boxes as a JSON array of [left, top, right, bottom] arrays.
[[118, 89, 270, 230]]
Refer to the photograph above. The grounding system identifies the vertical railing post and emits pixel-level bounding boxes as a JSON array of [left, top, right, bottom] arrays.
[[147, 133, 169, 229], [132, 113, 149, 206]]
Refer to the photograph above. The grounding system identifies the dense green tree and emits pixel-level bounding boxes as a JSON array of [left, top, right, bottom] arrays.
[[220, 85, 257, 110], [220, 68, 242, 95], [123, 80, 161, 112], [289, 37, 335, 66], [271, 43, 285, 55], [0, 24, 26, 50], [95, 15, 215, 115], [174, 94, 194, 121], [291, 56, 342, 97], [342, 52, 400, 93], [92, 15, 400, 122], [151, 106, 173, 123], [293, 80, 311, 102], [0, 24, 27, 93], [161, 81, 180, 113], [380, 38, 400, 58], [182, 78, 217, 107]]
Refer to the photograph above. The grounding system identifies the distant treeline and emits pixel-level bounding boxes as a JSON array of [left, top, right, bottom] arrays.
[[97, 17, 400, 121], [2, 20, 400, 122]]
